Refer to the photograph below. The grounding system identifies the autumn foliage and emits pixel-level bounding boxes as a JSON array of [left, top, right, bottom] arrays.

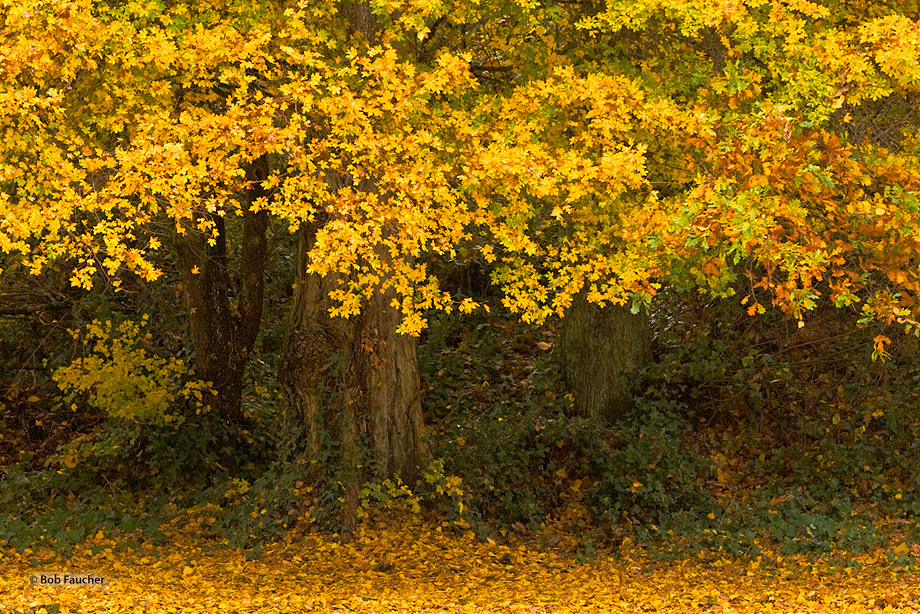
[[1, 0, 917, 332], [2, 0, 920, 612]]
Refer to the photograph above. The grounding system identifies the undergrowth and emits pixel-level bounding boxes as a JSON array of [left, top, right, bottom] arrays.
[[1, 291, 920, 563], [419, 292, 920, 561]]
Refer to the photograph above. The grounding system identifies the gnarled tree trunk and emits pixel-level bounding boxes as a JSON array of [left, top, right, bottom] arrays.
[[558, 293, 652, 422], [279, 215, 425, 527]]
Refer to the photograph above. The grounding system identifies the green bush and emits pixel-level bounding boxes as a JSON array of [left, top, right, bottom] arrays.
[[432, 377, 715, 538], [590, 397, 715, 527], [0, 459, 166, 553], [641, 290, 920, 556]]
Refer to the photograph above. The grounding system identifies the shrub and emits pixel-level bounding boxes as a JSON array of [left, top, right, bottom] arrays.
[[52, 315, 209, 425]]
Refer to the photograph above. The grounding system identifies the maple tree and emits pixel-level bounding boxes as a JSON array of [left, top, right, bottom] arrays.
[[1, 0, 919, 485]]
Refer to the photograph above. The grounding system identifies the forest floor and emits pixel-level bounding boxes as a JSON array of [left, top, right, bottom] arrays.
[[1, 518, 918, 614]]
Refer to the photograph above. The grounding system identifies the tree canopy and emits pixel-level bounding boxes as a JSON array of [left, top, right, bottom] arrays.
[[1, 0, 918, 346]]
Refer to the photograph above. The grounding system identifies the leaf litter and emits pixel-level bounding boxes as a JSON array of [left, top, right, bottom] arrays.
[[1, 519, 918, 613]]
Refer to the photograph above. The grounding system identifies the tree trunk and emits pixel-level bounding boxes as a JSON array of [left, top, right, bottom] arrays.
[[279, 217, 425, 527], [174, 156, 270, 430], [558, 293, 652, 422], [277, 2, 424, 527]]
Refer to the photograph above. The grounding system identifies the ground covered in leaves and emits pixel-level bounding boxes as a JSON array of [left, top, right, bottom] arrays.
[[2, 519, 919, 614]]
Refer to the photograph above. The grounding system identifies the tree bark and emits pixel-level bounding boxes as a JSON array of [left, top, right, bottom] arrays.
[[558, 293, 652, 422], [277, 1, 424, 527], [174, 156, 270, 430], [279, 216, 426, 527]]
